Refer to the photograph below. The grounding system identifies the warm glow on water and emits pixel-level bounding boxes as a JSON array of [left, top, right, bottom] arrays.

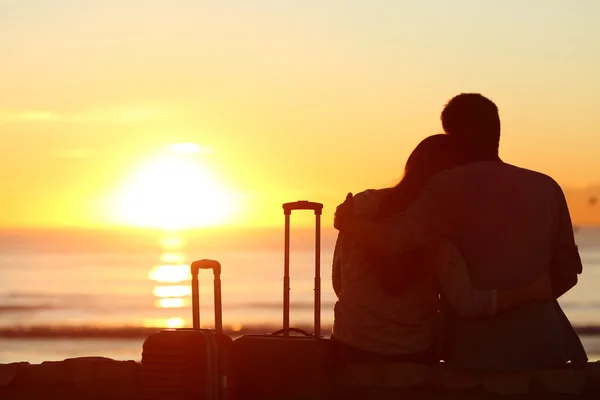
[[144, 317, 185, 329], [148, 264, 189, 283], [155, 298, 187, 308], [231, 322, 243, 332], [151, 234, 191, 314], [159, 236, 185, 250], [153, 285, 191, 298], [160, 252, 185, 263]]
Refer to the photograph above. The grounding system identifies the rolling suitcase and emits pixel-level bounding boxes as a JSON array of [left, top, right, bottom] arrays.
[[233, 200, 333, 400], [141, 259, 234, 400]]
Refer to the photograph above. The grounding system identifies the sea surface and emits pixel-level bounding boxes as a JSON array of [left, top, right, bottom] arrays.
[[1, 226, 599, 364]]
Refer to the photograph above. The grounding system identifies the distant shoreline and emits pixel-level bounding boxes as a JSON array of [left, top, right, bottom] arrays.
[[1, 324, 600, 339], [0, 325, 318, 339]]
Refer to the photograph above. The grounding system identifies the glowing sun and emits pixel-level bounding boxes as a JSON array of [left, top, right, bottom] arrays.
[[115, 143, 237, 229]]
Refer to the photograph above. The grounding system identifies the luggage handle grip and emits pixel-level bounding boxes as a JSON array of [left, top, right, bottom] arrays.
[[283, 201, 323, 215], [190, 259, 222, 333], [270, 328, 313, 337], [191, 259, 221, 275]]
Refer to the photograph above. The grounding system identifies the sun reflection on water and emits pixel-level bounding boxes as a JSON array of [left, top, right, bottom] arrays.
[[153, 285, 191, 297], [145, 233, 190, 328], [160, 252, 185, 263], [155, 298, 187, 308], [144, 317, 185, 329], [148, 265, 189, 283]]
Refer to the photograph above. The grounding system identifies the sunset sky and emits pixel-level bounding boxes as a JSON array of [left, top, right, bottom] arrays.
[[2, 0, 600, 229]]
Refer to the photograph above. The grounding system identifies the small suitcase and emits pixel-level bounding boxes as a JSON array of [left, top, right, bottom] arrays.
[[141, 259, 234, 400], [233, 200, 333, 400]]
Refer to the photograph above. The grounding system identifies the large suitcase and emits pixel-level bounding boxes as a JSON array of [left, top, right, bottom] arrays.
[[233, 200, 333, 400], [141, 259, 235, 400]]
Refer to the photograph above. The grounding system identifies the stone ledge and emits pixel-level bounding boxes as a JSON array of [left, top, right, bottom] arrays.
[[339, 361, 600, 396], [1, 357, 599, 399], [0, 357, 139, 400]]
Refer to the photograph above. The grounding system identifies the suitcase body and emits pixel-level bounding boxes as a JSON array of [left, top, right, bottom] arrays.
[[234, 332, 333, 400], [141, 259, 234, 400], [234, 201, 333, 400]]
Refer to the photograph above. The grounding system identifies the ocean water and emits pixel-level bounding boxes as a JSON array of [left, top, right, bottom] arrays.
[[1, 226, 599, 364]]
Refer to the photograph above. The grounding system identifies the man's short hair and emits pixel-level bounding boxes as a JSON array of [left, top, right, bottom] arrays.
[[441, 93, 501, 157]]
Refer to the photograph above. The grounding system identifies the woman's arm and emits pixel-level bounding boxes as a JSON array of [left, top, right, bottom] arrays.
[[434, 242, 553, 318], [332, 189, 391, 297], [332, 232, 344, 297], [496, 274, 553, 312]]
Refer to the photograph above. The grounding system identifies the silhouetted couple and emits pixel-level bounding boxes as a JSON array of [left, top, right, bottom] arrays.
[[332, 93, 587, 371]]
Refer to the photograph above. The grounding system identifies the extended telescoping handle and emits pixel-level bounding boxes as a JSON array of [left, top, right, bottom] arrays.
[[282, 200, 323, 338], [190, 259, 223, 334]]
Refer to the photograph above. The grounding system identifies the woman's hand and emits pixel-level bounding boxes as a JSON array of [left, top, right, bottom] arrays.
[[333, 192, 354, 230], [496, 273, 554, 314]]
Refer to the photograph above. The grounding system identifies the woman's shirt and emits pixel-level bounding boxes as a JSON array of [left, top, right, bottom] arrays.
[[332, 189, 497, 355]]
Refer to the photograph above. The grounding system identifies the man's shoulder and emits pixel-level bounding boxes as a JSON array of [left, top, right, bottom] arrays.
[[426, 162, 564, 204], [501, 163, 559, 182], [436, 162, 560, 188]]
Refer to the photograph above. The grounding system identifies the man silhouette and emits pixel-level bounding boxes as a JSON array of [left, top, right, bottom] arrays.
[[335, 93, 587, 371]]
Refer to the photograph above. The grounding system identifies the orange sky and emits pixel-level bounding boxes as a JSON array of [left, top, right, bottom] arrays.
[[2, 1, 600, 229]]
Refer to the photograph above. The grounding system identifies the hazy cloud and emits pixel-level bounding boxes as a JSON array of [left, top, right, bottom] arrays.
[[0, 104, 173, 125], [54, 148, 98, 159]]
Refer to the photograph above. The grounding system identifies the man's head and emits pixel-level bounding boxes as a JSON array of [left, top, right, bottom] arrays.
[[441, 93, 500, 159]]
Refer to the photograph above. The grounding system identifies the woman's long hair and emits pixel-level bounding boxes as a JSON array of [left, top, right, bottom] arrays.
[[376, 134, 467, 294], [377, 134, 466, 219]]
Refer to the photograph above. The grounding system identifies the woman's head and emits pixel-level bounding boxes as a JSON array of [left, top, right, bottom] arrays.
[[403, 134, 465, 184], [378, 134, 466, 218]]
